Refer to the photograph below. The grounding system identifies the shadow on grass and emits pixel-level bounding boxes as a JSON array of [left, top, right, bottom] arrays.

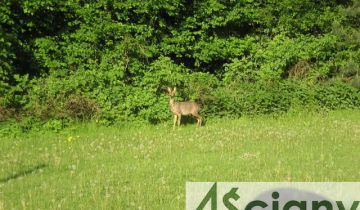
[[0, 163, 47, 183], [180, 115, 206, 126]]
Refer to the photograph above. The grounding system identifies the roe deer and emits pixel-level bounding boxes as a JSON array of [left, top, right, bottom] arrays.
[[166, 87, 202, 129]]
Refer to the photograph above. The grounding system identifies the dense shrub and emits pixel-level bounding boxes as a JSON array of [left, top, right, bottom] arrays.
[[207, 81, 360, 117], [64, 95, 99, 120], [0, 106, 15, 122], [1, 0, 360, 128]]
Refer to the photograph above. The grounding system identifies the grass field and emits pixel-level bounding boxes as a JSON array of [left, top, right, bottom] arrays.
[[1, 110, 360, 209]]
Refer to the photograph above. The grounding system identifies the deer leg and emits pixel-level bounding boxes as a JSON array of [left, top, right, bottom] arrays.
[[173, 115, 177, 129], [193, 113, 202, 127], [177, 115, 181, 126], [198, 116, 202, 127]]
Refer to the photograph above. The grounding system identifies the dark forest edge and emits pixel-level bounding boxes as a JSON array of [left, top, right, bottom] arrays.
[[1, 0, 360, 131]]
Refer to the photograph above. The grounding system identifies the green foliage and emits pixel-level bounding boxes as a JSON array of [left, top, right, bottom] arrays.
[[1, 0, 360, 128], [224, 34, 339, 82], [209, 81, 360, 117], [1, 74, 30, 108]]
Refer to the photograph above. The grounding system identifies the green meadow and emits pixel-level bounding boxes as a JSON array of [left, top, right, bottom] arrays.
[[1, 110, 360, 209]]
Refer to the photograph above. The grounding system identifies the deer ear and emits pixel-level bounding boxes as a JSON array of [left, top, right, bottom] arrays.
[[166, 87, 171, 93], [172, 87, 177, 94]]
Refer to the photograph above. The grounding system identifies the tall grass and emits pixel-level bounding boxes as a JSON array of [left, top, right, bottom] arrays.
[[1, 110, 360, 209]]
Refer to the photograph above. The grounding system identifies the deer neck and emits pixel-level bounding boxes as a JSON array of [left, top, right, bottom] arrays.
[[169, 97, 176, 106]]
